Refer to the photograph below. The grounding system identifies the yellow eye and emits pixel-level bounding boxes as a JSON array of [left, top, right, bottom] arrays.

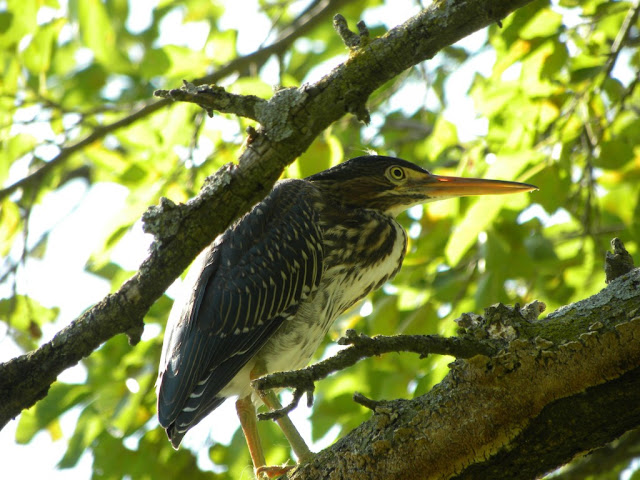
[[387, 166, 406, 181]]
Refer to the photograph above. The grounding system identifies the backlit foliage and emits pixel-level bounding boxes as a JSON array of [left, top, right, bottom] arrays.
[[1, 0, 639, 478]]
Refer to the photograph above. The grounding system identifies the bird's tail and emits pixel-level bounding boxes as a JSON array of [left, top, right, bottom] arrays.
[[164, 395, 227, 449]]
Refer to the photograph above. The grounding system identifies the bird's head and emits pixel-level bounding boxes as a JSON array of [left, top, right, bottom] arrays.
[[307, 155, 537, 217]]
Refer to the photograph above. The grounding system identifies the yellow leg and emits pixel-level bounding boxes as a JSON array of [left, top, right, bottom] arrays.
[[236, 396, 266, 476]]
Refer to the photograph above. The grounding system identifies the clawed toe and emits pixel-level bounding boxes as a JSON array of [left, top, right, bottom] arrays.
[[255, 463, 295, 479]]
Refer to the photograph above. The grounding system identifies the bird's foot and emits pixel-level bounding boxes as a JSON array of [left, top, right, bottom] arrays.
[[255, 463, 295, 479]]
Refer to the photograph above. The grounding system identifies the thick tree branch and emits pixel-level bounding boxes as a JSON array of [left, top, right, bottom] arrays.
[[286, 268, 640, 480], [0, 0, 536, 430]]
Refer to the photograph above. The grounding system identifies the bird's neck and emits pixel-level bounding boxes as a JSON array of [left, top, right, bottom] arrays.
[[313, 203, 407, 318], [319, 203, 407, 269]]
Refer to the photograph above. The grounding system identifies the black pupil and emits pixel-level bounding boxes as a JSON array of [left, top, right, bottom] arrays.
[[393, 168, 402, 178]]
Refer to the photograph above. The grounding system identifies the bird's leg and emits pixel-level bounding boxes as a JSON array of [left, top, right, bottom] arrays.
[[235, 396, 267, 477], [250, 365, 314, 463]]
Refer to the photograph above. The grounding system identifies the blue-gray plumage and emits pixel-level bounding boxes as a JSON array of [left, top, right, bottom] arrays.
[[156, 155, 536, 472]]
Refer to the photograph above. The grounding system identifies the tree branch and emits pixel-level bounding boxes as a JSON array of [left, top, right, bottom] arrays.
[[253, 329, 501, 420], [254, 299, 549, 420], [154, 82, 267, 121], [286, 268, 640, 480], [0, 0, 537, 430]]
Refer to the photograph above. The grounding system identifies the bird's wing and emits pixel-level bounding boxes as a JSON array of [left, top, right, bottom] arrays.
[[157, 179, 324, 430]]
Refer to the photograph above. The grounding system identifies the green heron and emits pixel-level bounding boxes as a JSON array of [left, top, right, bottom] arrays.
[[156, 155, 536, 476]]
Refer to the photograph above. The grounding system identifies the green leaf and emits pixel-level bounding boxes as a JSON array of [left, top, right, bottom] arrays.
[[77, 0, 130, 72], [519, 8, 563, 39], [293, 132, 341, 178], [0, 200, 21, 256], [1, 133, 37, 185], [230, 76, 274, 99], [140, 45, 208, 80], [111, 371, 155, 436], [597, 111, 640, 169], [59, 407, 105, 468], [423, 117, 459, 162], [0, 296, 60, 349], [598, 140, 634, 170], [471, 76, 519, 118], [475, 231, 510, 306], [520, 40, 563, 95], [0, 11, 13, 35], [0, 0, 37, 49], [208, 428, 253, 479], [21, 18, 64, 74], [524, 233, 558, 262], [208, 28, 237, 65], [445, 174, 528, 265], [16, 383, 91, 444], [367, 294, 399, 335], [138, 47, 171, 78], [445, 153, 536, 265], [310, 392, 364, 442]]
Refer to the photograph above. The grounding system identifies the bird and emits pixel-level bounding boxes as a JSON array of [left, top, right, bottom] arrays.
[[156, 155, 536, 477]]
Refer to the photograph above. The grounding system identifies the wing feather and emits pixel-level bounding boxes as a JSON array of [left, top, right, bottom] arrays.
[[157, 180, 324, 439]]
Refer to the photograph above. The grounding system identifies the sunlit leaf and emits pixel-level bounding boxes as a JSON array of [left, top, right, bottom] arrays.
[[16, 383, 91, 444], [519, 7, 563, 39], [0, 200, 21, 256], [21, 18, 64, 74], [0, 0, 37, 48], [2, 1, 639, 478], [0, 296, 60, 349], [445, 153, 538, 264], [78, 0, 130, 72], [423, 116, 459, 162]]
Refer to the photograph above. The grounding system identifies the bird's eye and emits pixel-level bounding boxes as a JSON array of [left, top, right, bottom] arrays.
[[387, 166, 406, 182]]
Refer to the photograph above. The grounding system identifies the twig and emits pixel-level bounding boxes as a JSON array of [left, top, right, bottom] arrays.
[[605, 238, 635, 283], [258, 388, 310, 421], [352, 392, 392, 411], [155, 82, 267, 120], [253, 330, 499, 419], [603, 0, 640, 80], [333, 14, 367, 49]]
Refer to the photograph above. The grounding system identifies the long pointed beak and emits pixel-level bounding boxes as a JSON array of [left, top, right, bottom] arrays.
[[419, 174, 538, 198]]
